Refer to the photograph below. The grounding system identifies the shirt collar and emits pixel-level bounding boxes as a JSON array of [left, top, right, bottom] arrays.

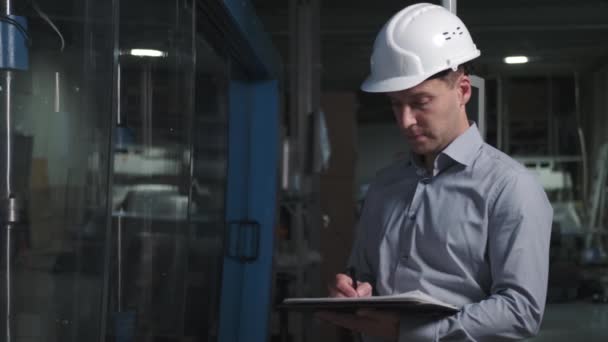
[[408, 122, 483, 173], [441, 122, 483, 167]]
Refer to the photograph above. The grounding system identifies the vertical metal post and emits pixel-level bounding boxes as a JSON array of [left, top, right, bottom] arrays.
[[574, 72, 588, 209], [3, 225, 10, 342], [441, 0, 457, 14], [116, 63, 122, 126], [0, 0, 16, 340], [3, 0, 10, 16], [116, 213, 124, 312], [1, 0, 13, 197], [1, 65, 15, 342], [2, 72, 11, 199], [54, 72, 61, 113]]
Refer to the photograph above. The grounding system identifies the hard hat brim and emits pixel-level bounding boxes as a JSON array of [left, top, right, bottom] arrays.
[[360, 73, 429, 93]]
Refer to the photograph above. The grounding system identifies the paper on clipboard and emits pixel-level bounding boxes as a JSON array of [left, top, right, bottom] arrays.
[[279, 290, 459, 315]]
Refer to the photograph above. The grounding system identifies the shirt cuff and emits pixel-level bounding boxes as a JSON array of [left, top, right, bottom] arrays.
[[398, 315, 440, 342]]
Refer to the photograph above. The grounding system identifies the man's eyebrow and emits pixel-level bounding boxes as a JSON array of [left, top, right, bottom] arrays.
[[391, 93, 433, 103], [387, 91, 434, 103], [408, 91, 434, 99]]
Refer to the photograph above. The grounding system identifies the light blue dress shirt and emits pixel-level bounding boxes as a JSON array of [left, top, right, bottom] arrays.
[[349, 124, 553, 341]]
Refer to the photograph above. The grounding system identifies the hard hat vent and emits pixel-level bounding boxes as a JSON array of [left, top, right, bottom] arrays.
[[443, 27, 464, 41]]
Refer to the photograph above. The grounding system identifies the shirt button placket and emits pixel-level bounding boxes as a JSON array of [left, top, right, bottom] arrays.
[[403, 180, 425, 267]]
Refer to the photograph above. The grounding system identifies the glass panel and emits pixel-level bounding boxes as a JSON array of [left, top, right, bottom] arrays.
[[106, 0, 228, 340], [0, 0, 115, 341], [184, 46, 228, 341]]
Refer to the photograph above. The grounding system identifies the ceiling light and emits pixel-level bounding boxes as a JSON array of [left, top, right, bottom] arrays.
[[504, 56, 528, 64], [129, 49, 167, 57]]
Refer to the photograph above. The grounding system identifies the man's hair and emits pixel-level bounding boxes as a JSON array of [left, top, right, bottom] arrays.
[[427, 62, 473, 88]]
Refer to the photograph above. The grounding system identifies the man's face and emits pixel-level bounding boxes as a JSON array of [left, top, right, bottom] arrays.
[[387, 75, 470, 157]]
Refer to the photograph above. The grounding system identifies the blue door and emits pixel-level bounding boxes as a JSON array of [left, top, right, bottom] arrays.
[[219, 80, 280, 342], [212, 2, 283, 342], [107, 0, 281, 340], [108, 1, 281, 341]]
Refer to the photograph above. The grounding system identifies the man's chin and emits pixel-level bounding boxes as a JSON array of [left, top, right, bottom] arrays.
[[410, 144, 433, 155]]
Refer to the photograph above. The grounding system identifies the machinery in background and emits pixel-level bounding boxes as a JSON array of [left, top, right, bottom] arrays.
[[580, 143, 608, 303], [517, 145, 608, 303], [583, 143, 608, 265]]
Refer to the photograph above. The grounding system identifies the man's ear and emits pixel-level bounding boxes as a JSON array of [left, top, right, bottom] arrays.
[[458, 75, 472, 107]]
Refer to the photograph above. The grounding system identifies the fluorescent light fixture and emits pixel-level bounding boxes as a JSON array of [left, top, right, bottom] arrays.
[[129, 49, 167, 57], [504, 56, 529, 64]]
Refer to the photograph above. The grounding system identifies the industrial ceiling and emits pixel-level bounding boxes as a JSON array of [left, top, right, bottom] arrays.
[[252, 0, 608, 89]]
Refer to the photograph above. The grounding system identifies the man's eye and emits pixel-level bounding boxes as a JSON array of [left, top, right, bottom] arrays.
[[413, 99, 431, 108]]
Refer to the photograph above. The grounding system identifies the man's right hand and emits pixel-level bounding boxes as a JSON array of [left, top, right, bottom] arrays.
[[328, 273, 373, 297]]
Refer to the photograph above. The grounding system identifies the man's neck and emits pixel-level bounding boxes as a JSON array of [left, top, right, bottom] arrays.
[[422, 153, 436, 174], [420, 121, 471, 173]]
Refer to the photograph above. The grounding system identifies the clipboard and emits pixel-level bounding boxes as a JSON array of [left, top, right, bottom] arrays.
[[278, 290, 459, 316]]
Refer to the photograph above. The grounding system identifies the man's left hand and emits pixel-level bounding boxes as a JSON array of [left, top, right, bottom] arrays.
[[316, 309, 400, 340]]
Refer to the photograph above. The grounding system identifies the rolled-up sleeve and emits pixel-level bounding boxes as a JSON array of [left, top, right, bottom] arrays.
[[398, 171, 553, 341]]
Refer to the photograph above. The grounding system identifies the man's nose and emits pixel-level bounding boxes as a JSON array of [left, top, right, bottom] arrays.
[[398, 105, 416, 128]]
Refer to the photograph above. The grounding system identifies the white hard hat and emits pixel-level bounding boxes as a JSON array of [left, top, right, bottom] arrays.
[[361, 3, 480, 93]]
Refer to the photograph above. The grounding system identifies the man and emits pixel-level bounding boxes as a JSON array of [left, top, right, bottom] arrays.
[[318, 3, 553, 341]]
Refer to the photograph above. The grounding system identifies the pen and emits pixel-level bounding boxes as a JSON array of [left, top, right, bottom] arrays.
[[348, 266, 358, 293]]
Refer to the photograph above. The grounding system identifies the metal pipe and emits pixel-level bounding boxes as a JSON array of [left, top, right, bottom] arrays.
[[2, 0, 10, 16], [1, 2, 16, 341], [116, 64, 122, 126], [0, 197, 22, 342], [3, 71, 12, 198], [4, 224, 12, 342], [281, 139, 290, 190], [574, 72, 588, 210], [117, 213, 123, 312], [1, 69, 14, 342], [441, 0, 457, 14], [54, 72, 60, 113]]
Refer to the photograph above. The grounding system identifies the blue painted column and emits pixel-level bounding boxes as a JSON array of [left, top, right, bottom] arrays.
[[219, 79, 279, 342]]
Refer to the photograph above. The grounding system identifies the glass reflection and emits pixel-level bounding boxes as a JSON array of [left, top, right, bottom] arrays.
[[0, 0, 229, 341], [0, 0, 115, 341], [106, 0, 228, 341]]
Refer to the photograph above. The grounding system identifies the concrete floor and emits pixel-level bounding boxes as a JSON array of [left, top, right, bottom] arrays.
[[532, 301, 608, 341]]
